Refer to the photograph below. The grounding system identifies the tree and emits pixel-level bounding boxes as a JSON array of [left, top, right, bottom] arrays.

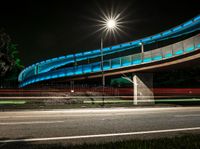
[[0, 28, 23, 82]]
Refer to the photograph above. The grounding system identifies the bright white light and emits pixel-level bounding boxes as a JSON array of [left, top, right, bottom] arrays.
[[71, 90, 74, 93], [139, 42, 143, 45], [87, 6, 128, 39], [107, 19, 116, 29], [96, 11, 123, 35]]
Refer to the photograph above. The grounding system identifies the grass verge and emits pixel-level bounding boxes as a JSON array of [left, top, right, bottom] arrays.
[[0, 134, 200, 149], [0, 100, 26, 105], [0, 98, 200, 111]]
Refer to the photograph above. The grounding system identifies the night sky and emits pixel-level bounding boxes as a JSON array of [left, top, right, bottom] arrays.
[[0, 0, 199, 66]]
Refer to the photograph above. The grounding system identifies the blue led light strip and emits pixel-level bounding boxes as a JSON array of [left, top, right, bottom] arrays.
[[19, 33, 200, 87], [19, 15, 200, 84]]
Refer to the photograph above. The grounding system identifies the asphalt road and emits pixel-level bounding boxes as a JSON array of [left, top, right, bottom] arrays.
[[0, 107, 200, 145]]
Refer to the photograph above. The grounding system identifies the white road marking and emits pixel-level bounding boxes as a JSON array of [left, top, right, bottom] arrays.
[[174, 114, 200, 118], [0, 127, 200, 143], [0, 96, 123, 99], [0, 112, 158, 119], [0, 107, 199, 119], [0, 120, 64, 125], [0, 106, 199, 114]]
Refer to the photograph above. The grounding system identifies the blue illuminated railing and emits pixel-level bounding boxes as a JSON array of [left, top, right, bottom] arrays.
[[19, 34, 200, 87], [18, 15, 200, 82]]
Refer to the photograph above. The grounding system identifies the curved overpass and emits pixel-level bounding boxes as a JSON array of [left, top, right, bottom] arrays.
[[19, 15, 200, 87]]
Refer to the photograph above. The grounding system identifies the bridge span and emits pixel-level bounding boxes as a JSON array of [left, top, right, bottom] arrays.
[[19, 15, 200, 88]]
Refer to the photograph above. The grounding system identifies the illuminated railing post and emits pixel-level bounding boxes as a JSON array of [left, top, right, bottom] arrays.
[[160, 48, 163, 59], [139, 42, 144, 62], [131, 52, 135, 64], [181, 41, 185, 53], [195, 36, 197, 48], [120, 57, 122, 66], [171, 44, 174, 56], [109, 59, 111, 68]]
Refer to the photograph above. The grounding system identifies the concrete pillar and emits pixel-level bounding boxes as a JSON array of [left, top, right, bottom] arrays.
[[133, 73, 154, 105]]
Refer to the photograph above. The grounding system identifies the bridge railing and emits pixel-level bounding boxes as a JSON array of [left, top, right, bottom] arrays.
[[19, 15, 200, 82], [20, 34, 200, 87]]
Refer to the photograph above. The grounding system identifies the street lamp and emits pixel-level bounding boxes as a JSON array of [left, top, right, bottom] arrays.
[[100, 18, 117, 105], [106, 19, 116, 29]]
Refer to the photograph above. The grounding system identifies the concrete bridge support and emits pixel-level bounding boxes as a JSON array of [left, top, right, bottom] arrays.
[[133, 73, 154, 105]]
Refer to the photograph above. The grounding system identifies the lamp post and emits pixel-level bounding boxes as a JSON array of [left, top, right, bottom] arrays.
[[100, 18, 117, 106], [100, 36, 105, 106], [101, 36, 105, 87]]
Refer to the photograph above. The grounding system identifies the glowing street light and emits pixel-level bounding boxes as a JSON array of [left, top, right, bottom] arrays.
[[93, 9, 125, 105], [106, 19, 116, 29], [100, 17, 118, 106]]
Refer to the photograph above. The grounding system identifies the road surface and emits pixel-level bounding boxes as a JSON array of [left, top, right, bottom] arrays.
[[0, 107, 200, 145]]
